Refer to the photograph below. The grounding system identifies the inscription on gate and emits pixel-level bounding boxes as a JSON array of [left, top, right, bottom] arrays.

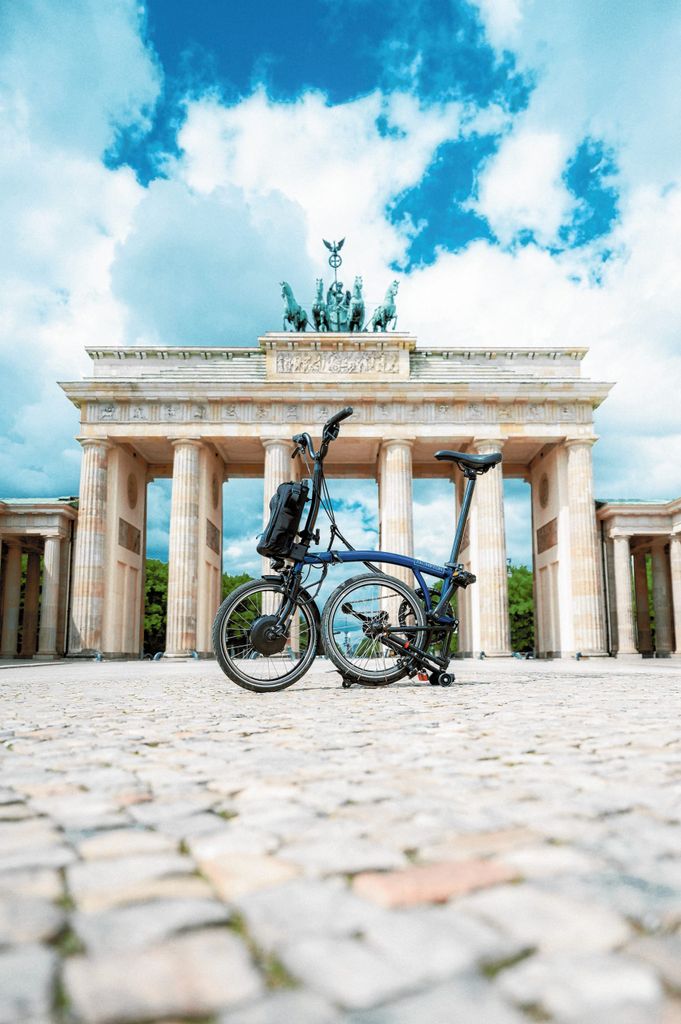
[[275, 351, 399, 375], [536, 517, 558, 554], [118, 518, 141, 554]]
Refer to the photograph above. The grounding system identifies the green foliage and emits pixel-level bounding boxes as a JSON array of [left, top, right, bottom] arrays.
[[142, 561, 253, 656], [507, 563, 534, 652], [222, 571, 252, 601], [143, 558, 168, 656]]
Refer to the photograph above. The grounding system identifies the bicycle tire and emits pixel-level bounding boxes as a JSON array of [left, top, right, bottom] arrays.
[[321, 573, 427, 686], [212, 578, 319, 692]]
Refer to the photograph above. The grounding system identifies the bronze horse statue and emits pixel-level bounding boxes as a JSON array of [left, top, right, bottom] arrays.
[[370, 280, 399, 332], [348, 276, 365, 332], [281, 281, 308, 332], [311, 278, 330, 331]]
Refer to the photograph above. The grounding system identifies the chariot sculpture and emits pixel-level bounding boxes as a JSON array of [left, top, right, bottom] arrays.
[[280, 238, 399, 333]]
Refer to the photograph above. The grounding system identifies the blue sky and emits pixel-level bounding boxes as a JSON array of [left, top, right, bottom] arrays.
[[1, 0, 681, 577]]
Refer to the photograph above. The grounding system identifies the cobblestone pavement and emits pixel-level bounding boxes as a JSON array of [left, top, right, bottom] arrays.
[[1, 656, 680, 1023]]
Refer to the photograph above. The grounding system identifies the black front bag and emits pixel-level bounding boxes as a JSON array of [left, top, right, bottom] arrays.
[[257, 481, 310, 562]]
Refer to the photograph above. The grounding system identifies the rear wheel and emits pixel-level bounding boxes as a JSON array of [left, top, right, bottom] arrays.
[[321, 573, 427, 686], [212, 579, 319, 692]]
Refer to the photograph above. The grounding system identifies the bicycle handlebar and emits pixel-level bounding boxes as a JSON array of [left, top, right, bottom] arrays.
[[324, 406, 353, 430], [292, 407, 354, 461]]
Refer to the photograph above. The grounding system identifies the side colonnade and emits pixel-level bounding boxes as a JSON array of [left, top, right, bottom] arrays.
[[599, 500, 681, 657]]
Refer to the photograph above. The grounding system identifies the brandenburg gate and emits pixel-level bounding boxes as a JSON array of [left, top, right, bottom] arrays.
[[53, 332, 616, 660]]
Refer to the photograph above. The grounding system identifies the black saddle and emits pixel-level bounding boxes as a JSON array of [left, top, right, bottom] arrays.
[[435, 449, 502, 474]]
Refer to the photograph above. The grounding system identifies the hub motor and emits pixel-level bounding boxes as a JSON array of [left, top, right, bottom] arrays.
[[249, 615, 288, 656]]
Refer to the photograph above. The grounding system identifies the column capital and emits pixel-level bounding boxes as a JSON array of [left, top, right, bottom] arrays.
[[261, 437, 291, 449], [76, 436, 114, 451], [609, 529, 633, 541], [564, 435, 598, 450], [169, 437, 204, 450], [472, 437, 506, 454], [380, 438, 415, 451], [650, 535, 670, 550], [3, 537, 23, 551]]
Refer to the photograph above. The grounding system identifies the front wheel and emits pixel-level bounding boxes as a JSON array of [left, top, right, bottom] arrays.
[[212, 578, 319, 692], [321, 573, 427, 686]]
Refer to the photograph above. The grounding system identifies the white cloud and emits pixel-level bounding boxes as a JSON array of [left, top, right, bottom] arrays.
[[175, 88, 464, 283], [473, 0, 681, 187], [0, 0, 153, 497], [0, 0, 161, 157], [472, 0, 523, 50], [473, 128, 574, 245]]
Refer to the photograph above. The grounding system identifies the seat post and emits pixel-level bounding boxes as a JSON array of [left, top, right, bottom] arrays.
[[446, 471, 476, 567]]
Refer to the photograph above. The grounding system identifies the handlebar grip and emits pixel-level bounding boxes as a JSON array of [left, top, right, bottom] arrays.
[[324, 407, 353, 430]]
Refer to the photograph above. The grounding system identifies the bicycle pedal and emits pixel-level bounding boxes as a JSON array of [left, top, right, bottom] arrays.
[[417, 672, 429, 681]]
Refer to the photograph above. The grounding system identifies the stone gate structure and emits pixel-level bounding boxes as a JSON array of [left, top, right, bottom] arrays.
[[44, 332, 618, 659], [6, 332, 677, 660]]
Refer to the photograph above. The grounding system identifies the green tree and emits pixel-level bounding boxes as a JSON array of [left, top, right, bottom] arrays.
[[143, 562, 254, 656], [221, 571, 252, 601], [507, 563, 535, 653], [144, 558, 168, 655]]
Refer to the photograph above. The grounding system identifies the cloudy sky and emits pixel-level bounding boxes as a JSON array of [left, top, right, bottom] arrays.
[[2, 0, 680, 576]]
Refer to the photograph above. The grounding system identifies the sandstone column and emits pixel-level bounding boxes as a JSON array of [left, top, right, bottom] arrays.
[[262, 439, 293, 547], [670, 535, 681, 656], [166, 439, 202, 657], [633, 551, 653, 655], [651, 540, 673, 656], [472, 439, 510, 656], [378, 439, 414, 586], [611, 534, 637, 656], [21, 550, 41, 657], [261, 441, 294, 618], [36, 534, 61, 659], [0, 542, 22, 659], [565, 439, 606, 655], [69, 439, 110, 654]]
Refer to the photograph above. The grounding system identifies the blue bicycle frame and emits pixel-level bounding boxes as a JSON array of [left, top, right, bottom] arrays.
[[291, 457, 479, 623]]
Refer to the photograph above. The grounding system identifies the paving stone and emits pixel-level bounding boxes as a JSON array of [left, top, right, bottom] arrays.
[[0, 804, 35, 821], [188, 826, 279, 858], [235, 878, 384, 951], [67, 852, 195, 902], [280, 838, 407, 876], [220, 989, 344, 1024], [64, 928, 264, 1023], [0, 843, 75, 872], [200, 852, 300, 899], [497, 953, 662, 1021], [0, 818, 63, 853], [0, 866, 63, 900], [278, 935, 412, 1010], [0, 943, 58, 1021], [128, 796, 216, 825], [346, 976, 527, 1023], [77, 828, 178, 860], [499, 843, 603, 878], [156, 812, 230, 839], [353, 858, 516, 908], [458, 884, 631, 953], [73, 898, 231, 953], [0, 894, 65, 944], [417, 827, 540, 862], [627, 935, 681, 993]]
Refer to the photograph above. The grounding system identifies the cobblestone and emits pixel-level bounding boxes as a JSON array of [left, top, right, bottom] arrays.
[[0, 656, 679, 1022]]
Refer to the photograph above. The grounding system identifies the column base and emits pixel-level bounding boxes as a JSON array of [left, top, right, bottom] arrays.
[[655, 651, 672, 659], [615, 651, 642, 660], [33, 653, 59, 661]]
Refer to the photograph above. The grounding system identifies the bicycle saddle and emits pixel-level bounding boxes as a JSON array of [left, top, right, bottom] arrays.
[[434, 449, 502, 474]]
